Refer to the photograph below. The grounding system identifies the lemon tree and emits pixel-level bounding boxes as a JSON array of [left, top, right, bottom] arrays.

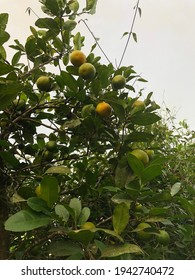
[[0, 0, 194, 260]]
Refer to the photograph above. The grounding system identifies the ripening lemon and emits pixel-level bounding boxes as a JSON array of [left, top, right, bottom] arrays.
[[145, 149, 154, 160], [96, 102, 112, 118], [130, 149, 149, 165], [78, 63, 96, 80], [112, 75, 126, 90], [132, 100, 145, 109], [70, 50, 86, 67], [35, 185, 42, 197], [81, 222, 96, 230], [36, 76, 51, 92], [136, 222, 152, 240], [156, 230, 170, 245]]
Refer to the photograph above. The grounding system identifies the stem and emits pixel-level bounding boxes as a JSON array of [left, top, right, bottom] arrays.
[[79, 19, 112, 65], [118, 0, 140, 68]]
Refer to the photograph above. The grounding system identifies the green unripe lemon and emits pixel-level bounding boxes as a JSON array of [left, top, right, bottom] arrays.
[[79, 63, 96, 80], [36, 76, 51, 92], [112, 75, 126, 90], [130, 149, 149, 165]]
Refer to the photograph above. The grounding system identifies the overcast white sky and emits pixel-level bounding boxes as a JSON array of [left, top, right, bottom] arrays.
[[2, 0, 195, 130]]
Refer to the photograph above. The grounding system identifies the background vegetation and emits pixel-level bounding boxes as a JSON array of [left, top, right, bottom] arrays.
[[0, 0, 194, 260]]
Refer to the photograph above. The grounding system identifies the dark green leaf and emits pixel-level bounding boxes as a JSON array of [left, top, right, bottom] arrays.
[[48, 240, 82, 257], [35, 18, 59, 30], [4, 210, 51, 232], [0, 61, 14, 76], [0, 31, 10, 45], [0, 13, 9, 31], [44, 0, 60, 16], [131, 112, 161, 126], [27, 197, 50, 214], [61, 71, 78, 92], [124, 132, 155, 142], [0, 151, 20, 168], [126, 153, 144, 177]]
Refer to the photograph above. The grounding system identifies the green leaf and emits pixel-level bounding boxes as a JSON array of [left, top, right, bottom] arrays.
[[141, 165, 162, 184], [86, 0, 97, 14], [4, 210, 51, 232], [114, 165, 134, 188], [78, 207, 91, 225], [55, 204, 70, 222], [69, 0, 79, 13], [69, 198, 82, 223], [35, 18, 59, 30], [48, 240, 83, 257], [40, 175, 59, 207], [61, 71, 78, 92], [0, 151, 20, 168], [45, 166, 71, 174], [126, 153, 144, 177], [0, 61, 14, 76], [95, 228, 124, 242], [113, 203, 130, 235], [0, 31, 10, 45], [27, 197, 50, 214], [132, 32, 137, 43], [131, 112, 161, 126], [0, 13, 9, 31], [101, 243, 143, 258], [0, 82, 23, 110], [124, 132, 155, 142], [170, 182, 182, 196], [11, 51, 22, 66], [68, 229, 95, 245], [64, 20, 77, 31], [44, 0, 60, 16], [111, 193, 132, 207]]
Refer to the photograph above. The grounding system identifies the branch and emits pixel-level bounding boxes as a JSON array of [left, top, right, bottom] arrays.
[[118, 0, 140, 68]]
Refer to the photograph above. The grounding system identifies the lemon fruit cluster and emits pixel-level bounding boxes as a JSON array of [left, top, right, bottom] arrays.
[[69, 50, 96, 80]]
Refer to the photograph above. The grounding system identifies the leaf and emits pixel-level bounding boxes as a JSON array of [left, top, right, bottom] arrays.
[[63, 118, 81, 129], [45, 166, 71, 174], [78, 207, 91, 225], [141, 165, 162, 184], [124, 132, 155, 142], [131, 112, 161, 126], [69, 0, 79, 13], [0, 151, 20, 168], [0, 31, 10, 45], [113, 203, 130, 235], [0, 61, 14, 76], [132, 32, 137, 43], [95, 228, 124, 243], [64, 20, 77, 31], [0, 82, 23, 110], [27, 197, 50, 214], [55, 204, 70, 222], [40, 175, 59, 207], [68, 229, 95, 245], [0, 13, 9, 31], [69, 198, 82, 223], [111, 193, 132, 207], [44, 0, 60, 16], [11, 51, 22, 66], [61, 71, 78, 92], [86, 0, 97, 14], [4, 210, 51, 232], [126, 153, 144, 177], [35, 18, 59, 30], [170, 182, 182, 196], [101, 243, 143, 258], [48, 240, 83, 257]]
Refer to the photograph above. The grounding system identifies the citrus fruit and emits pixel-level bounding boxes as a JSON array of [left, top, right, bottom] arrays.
[[156, 230, 170, 245], [145, 149, 154, 160], [112, 75, 126, 90], [35, 185, 42, 197], [132, 100, 145, 108], [81, 222, 96, 230], [136, 222, 152, 240], [70, 50, 86, 67], [96, 102, 112, 118], [130, 149, 149, 165], [36, 76, 51, 92], [78, 63, 96, 80], [46, 140, 57, 151]]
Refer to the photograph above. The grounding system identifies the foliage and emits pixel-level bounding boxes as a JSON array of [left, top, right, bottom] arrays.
[[0, 0, 194, 260]]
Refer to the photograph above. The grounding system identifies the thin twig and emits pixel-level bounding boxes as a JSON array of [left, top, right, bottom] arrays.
[[118, 0, 140, 68]]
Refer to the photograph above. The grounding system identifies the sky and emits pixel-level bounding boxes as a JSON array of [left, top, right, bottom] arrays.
[[1, 0, 195, 130]]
